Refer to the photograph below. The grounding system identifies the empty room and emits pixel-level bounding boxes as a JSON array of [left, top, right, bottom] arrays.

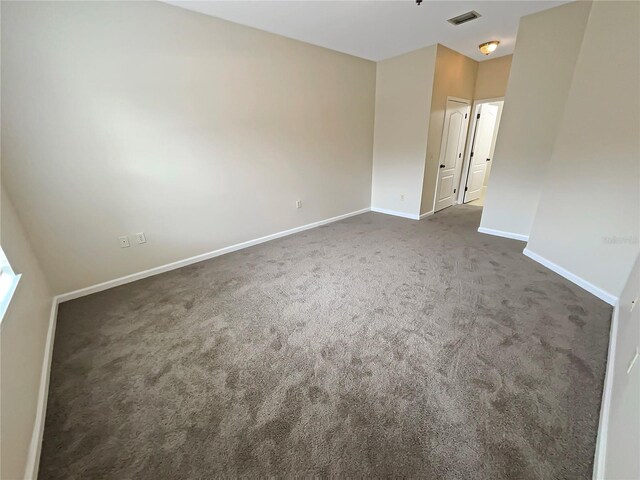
[[1, 1, 639, 479]]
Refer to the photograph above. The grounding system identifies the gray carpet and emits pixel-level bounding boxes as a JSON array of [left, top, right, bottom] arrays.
[[39, 205, 612, 479]]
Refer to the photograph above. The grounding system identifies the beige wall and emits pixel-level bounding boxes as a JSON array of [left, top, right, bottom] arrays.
[[371, 46, 437, 217], [484, 102, 504, 188], [372, 42, 507, 217], [420, 45, 477, 215], [526, 0, 639, 300], [602, 254, 639, 479], [1, 189, 54, 480], [480, 1, 592, 237], [1, 1, 376, 294], [474, 55, 512, 101]]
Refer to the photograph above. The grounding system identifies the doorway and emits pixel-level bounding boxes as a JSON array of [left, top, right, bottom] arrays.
[[459, 98, 504, 206], [434, 98, 471, 213]]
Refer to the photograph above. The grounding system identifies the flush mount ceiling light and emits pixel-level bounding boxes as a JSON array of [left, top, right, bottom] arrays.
[[479, 41, 500, 55]]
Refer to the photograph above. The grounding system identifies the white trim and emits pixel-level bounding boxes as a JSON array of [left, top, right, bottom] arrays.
[[473, 96, 505, 104], [370, 207, 419, 220], [23, 206, 373, 476], [24, 299, 59, 480], [446, 96, 471, 105], [18, 207, 618, 480], [593, 299, 619, 479], [478, 226, 529, 242], [58, 208, 370, 303], [522, 248, 618, 306]]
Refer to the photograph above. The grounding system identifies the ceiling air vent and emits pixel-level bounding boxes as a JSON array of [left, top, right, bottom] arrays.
[[447, 11, 481, 26]]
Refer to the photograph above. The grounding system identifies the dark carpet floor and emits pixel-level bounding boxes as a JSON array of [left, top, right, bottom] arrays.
[[39, 205, 612, 479]]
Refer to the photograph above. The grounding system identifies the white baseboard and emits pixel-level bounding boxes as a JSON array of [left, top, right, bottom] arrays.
[[24, 206, 373, 476], [478, 226, 529, 242], [371, 207, 419, 220], [523, 248, 618, 306], [23, 298, 59, 480], [19, 206, 618, 480], [593, 299, 620, 479], [419, 210, 434, 220], [57, 207, 371, 303]]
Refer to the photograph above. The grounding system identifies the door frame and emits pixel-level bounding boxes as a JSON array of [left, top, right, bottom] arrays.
[[456, 96, 504, 205], [432, 96, 472, 212]]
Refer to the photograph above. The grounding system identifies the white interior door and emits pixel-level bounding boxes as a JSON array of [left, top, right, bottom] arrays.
[[464, 104, 499, 203], [434, 100, 470, 212]]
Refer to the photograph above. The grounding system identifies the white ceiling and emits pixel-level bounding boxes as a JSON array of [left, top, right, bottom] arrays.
[[162, 0, 571, 62]]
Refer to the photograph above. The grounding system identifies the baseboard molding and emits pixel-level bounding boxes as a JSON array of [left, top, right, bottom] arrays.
[[371, 207, 419, 220], [419, 210, 434, 220], [57, 207, 371, 303], [593, 300, 619, 479], [23, 298, 59, 480], [522, 248, 618, 306], [23, 207, 374, 477], [477, 226, 529, 242], [19, 207, 618, 479]]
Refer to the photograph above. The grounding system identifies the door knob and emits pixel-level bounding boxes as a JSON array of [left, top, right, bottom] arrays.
[[486, 158, 491, 162], [439, 164, 445, 168]]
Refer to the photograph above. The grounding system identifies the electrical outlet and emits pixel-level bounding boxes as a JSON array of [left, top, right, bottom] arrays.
[[135, 232, 147, 244], [118, 236, 130, 248], [296, 200, 302, 209], [400, 194, 405, 201]]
